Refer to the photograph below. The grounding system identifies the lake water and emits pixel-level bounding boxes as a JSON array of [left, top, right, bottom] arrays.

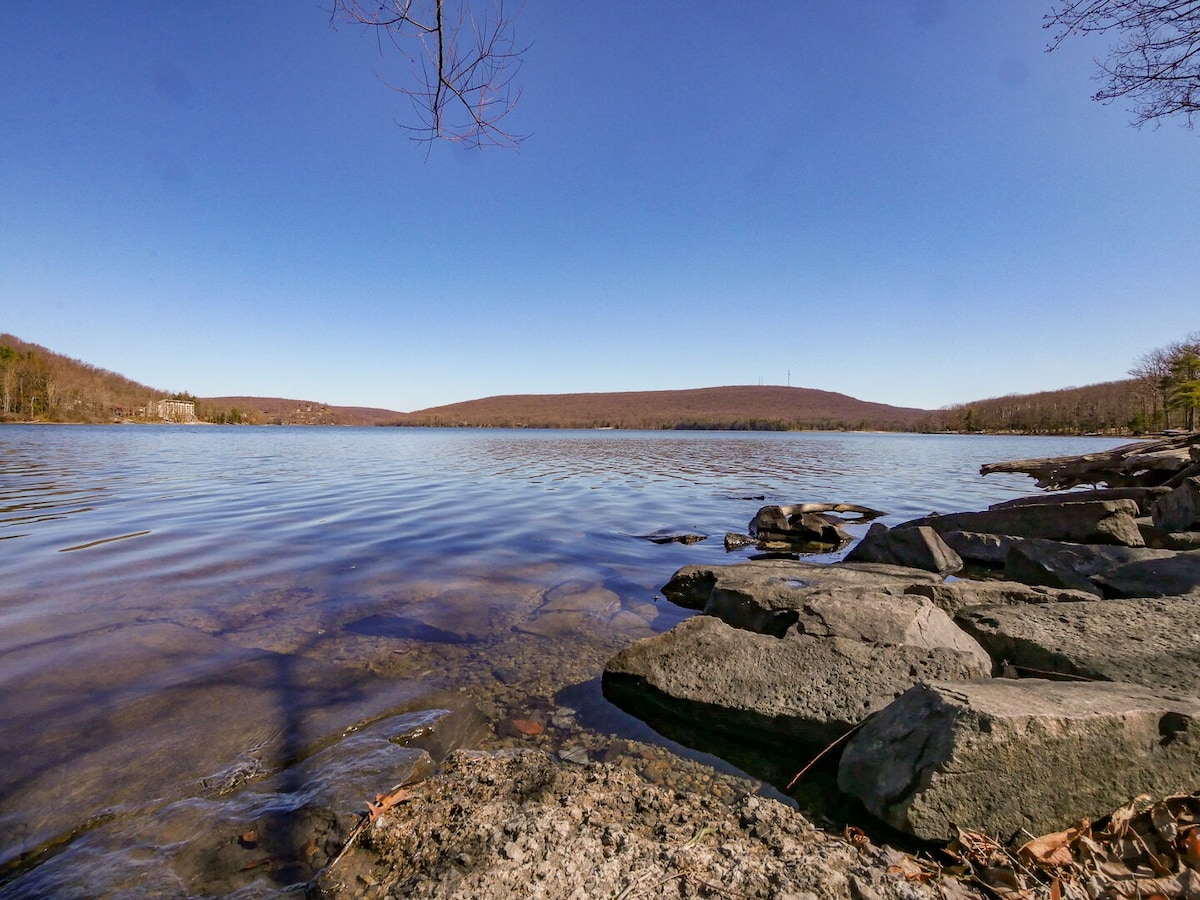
[[0, 426, 1124, 895]]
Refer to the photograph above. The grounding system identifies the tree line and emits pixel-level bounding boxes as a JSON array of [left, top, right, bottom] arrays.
[[927, 333, 1200, 435]]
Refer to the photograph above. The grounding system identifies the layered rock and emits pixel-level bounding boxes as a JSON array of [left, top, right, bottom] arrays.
[[604, 613, 990, 750], [904, 579, 1096, 617], [1001, 539, 1175, 595], [896, 499, 1145, 547], [956, 595, 1200, 692], [606, 560, 988, 750]]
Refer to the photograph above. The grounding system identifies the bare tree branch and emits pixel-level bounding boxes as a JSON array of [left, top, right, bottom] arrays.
[[1045, 0, 1200, 128], [332, 0, 528, 149]]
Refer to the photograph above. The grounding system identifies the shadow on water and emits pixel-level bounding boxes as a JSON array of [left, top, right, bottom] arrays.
[[0, 623, 434, 897]]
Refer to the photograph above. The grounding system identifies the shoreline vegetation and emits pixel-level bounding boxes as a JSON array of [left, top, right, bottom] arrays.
[[3, 331, 1197, 435]]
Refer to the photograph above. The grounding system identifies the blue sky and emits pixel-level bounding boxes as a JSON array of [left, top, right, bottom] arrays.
[[2, 2, 1196, 413]]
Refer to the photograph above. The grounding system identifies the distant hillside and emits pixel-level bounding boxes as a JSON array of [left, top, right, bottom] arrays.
[[0, 333, 164, 422], [203, 397, 408, 426], [4, 331, 1162, 434], [401, 385, 930, 431], [0, 334, 407, 425]]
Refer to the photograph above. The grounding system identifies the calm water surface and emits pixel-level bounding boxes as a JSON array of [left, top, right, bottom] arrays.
[[0, 426, 1124, 894]]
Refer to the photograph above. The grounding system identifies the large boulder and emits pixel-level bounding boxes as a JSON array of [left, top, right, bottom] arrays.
[[839, 679, 1200, 843], [956, 596, 1200, 692], [603, 606, 991, 750], [843, 523, 963, 575], [1002, 539, 1173, 595], [660, 559, 940, 636], [897, 499, 1145, 547], [1152, 477, 1200, 533]]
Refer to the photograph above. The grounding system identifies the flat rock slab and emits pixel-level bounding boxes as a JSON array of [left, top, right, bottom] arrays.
[[660, 559, 940, 636], [1095, 549, 1200, 598], [1003, 539, 1176, 595], [991, 486, 1171, 517], [839, 679, 1200, 843], [898, 500, 1145, 547], [956, 596, 1200, 692], [603, 614, 991, 749], [905, 580, 1096, 616]]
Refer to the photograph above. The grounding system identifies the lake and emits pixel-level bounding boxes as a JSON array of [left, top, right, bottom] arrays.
[[0, 426, 1123, 895]]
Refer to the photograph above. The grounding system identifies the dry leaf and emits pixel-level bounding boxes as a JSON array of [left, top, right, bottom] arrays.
[[367, 785, 414, 823], [1019, 828, 1079, 867]]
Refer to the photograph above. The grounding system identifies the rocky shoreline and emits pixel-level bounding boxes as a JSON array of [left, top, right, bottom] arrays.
[[19, 435, 1200, 898], [313, 432, 1200, 898]]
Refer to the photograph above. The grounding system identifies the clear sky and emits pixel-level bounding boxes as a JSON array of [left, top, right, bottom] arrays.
[[2, 2, 1196, 413]]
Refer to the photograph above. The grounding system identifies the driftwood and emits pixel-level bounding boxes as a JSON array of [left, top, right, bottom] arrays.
[[775, 502, 885, 519], [981, 433, 1200, 491]]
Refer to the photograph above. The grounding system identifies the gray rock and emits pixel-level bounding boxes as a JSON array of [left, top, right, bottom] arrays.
[[661, 559, 940, 636], [904, 580, 1096, 616], [1139, 519, 1200, 550], [844, 524, 963, 576], [724, 532, 756, 551], [955, 596, 1200, 692], [749, 505, 852, 548], [991, 486, 1171, 517], [603, 611, 990, 749], [1094, 549, 1200, 598], [1002, 539, 1174, 595], [940, 531, 1020, 566], [898, 499, 1145, 547], [790, 590, 991, 670], [1152, 476, 1200, 533], [839, 679, 1200, 842]]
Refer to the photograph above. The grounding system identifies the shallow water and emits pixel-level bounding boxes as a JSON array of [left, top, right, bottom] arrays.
[[0, 426, 1123, 894]]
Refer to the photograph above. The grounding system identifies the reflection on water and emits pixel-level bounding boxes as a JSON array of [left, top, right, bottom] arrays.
[[0, 426, 1123, 893]]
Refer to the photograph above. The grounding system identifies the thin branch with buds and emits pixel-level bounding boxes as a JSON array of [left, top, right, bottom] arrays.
[[1045, 0, 1200, 128], [332, 0, 528, 149]]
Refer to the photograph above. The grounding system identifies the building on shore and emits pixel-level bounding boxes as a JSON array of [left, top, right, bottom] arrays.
[[153, 398, 196, 422]]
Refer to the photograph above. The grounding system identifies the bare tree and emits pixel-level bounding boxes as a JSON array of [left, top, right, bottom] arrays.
[[1045, 1, 1200, 128], [332, 0, 527, 149]]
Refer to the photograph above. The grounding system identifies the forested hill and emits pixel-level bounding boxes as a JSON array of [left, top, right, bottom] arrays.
[[0, 334, 405, 425], [400, 386, 930, 431], [2, 331, 1185, 434]]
